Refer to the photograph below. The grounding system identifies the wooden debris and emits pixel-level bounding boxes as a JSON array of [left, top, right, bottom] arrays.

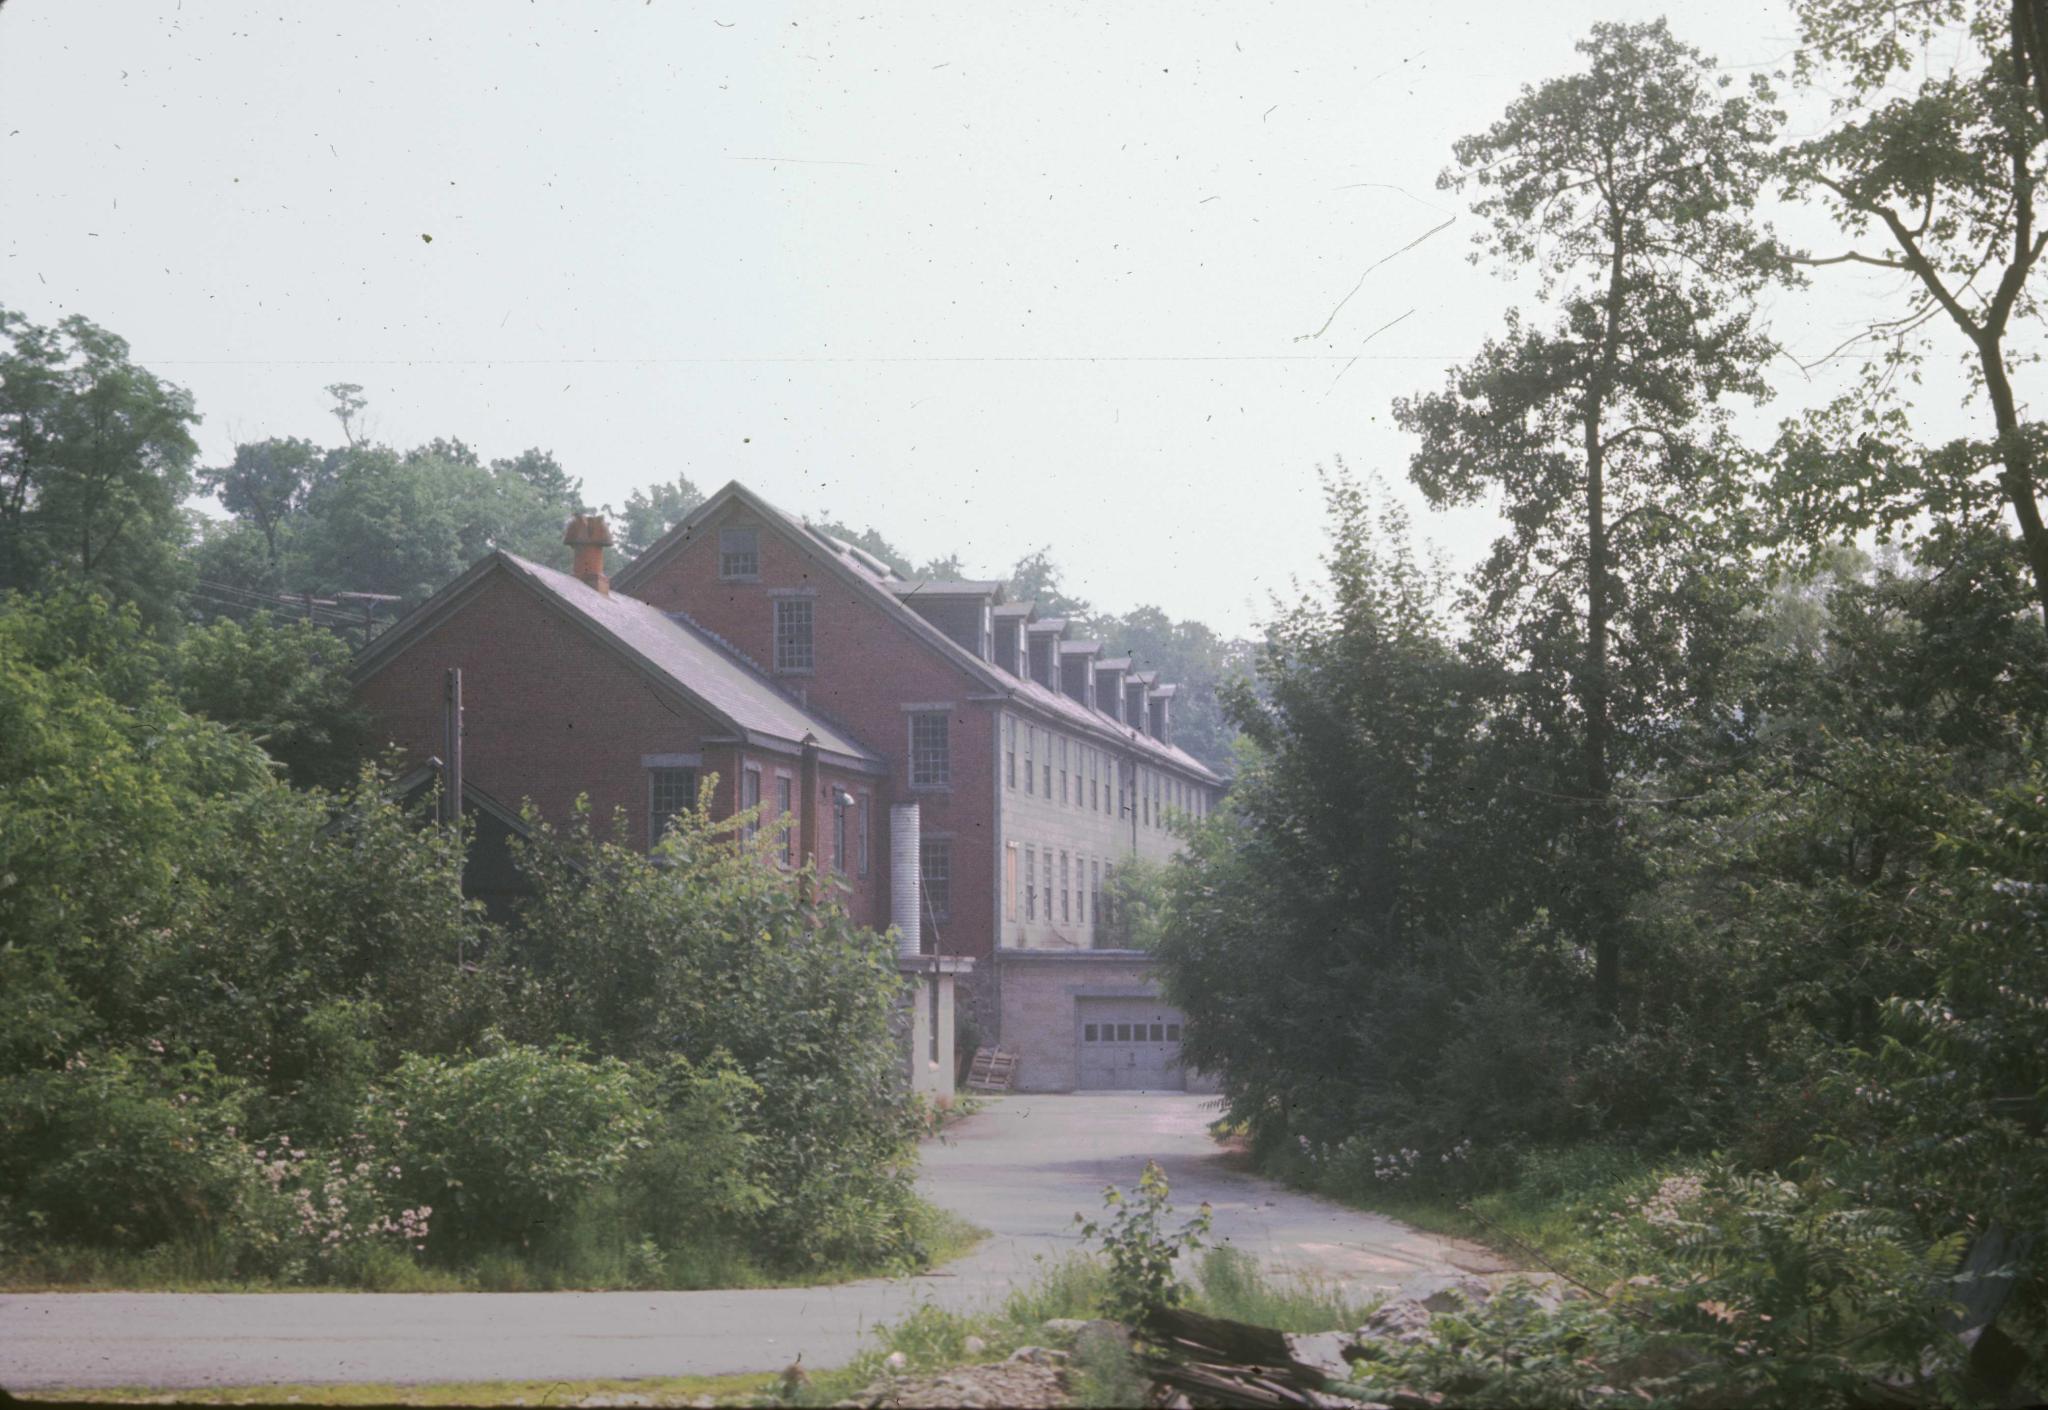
[[966, 1046, 1019, 1092]]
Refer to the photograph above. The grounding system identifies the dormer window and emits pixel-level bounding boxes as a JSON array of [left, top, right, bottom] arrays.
[[719, 526, 760, 579]]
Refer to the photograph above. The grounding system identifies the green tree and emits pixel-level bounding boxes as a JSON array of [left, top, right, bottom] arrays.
[[1153, 476, 1560, 1164], [0, 309, 201, 621], [1394, 20, 1784, 1014], [809, 513, 912, 577], [607, 475, 706, 562], [1780, 0, 2048, 624], [1091, 605, 1245, 774], [1005, 546, 1089, 619], [199, 438, 324, 565], [504, 799, 920, 1267], [491, 447, 584, 517], [170, 615, 370, 789]]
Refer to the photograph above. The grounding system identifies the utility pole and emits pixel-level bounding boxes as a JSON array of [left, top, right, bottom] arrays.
[[336, 591, 400, 648], [444, 666, 465, 974], [442, 668, 463, 827]]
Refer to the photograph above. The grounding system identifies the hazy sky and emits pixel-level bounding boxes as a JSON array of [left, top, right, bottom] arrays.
[[0, 0, 1992, 635]]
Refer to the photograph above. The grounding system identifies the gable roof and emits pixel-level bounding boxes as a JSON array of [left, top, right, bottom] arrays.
[[614, 480, 1222, 785], [352, 550, 883, 774]]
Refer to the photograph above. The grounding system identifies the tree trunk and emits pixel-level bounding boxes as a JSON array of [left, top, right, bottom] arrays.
[[1978, 340, 2048, 626], [1586, 211, 1626, 1019], [1584, 404, 1619, 1018]]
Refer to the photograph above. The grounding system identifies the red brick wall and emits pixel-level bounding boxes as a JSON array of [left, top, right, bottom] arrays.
[[624, 508, 999, 959], [354, 567, 881, 928]]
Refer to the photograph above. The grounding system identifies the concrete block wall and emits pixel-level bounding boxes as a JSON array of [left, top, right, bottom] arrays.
[[996, 950, 1222, 1093]]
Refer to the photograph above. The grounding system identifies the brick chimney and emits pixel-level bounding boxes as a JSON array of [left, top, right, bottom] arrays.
[[563, 514, 613, 594]]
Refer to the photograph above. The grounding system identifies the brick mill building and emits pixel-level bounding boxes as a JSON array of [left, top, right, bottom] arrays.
[[353, 480, 1223, 1092]]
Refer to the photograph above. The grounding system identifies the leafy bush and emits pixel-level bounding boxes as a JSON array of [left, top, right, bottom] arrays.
[[0, 1049, 252, 1252], [1350, 1165, 1962, 1408], [617, 1055, 775, 1272], [1076, 1161, 1212, 1323], [505, 800, 920, 1270], [382, 1039, 650, 1256]]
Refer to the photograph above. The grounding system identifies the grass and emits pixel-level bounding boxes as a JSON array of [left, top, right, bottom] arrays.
[[25, 1371, 775, 1406], [1315, 1142, 1665, 1289], [0, 1200, 987, 1296], [789, 1244, 1381, 1406], [1192, 1246, 1378, 1332]]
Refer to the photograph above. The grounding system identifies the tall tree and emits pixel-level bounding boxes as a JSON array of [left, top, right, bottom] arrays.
[[1005, 547, 1090, 619], [491, 448, 584, 516], [1394, 21, 1784, 1014], [200, 437, 324, 564], [1780, 0, 2048, 625], [0, 309, 200, 621], [606, 474, 706, 562]]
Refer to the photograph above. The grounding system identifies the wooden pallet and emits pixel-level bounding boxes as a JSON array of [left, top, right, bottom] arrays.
[[966, 1046, 1019, 1092]]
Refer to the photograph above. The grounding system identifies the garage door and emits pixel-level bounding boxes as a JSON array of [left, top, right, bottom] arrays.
[[1076, 997, 1187, 1091]]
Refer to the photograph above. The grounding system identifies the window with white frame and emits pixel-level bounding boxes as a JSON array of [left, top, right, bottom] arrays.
[[1059, 850, 1070, 924], [1059, 737, 1068, 805], [1024, 726, 1036, 795], [718, 526, 759, 579], [909, 711, 950, 787], [1025, 846, 1037, 920], [832, 795, 847, 874], [857, 794, 870, 876], [1006, 716, 1017, 788], [742, 766, 761, 840], [649, 766, 697, 845], [773, 597, 814, 671], [1091, 858, 1101, 926], [921, 838, 951, 921]]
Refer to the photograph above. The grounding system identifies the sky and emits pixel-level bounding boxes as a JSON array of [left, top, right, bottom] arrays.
[[0, 0, 1998, 636]]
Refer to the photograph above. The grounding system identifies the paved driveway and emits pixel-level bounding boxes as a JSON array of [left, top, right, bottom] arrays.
[[0, 1094, 1503, 1390]]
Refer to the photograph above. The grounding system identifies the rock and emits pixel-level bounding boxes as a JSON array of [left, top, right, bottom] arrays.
[[1285, 1329, 1362, 1381], [1393, 1272, 1494, 1315], [962, 1333, 987, 1355], [1357, 1297, 1437, 1346], [1007, 1345, 1069, 1366], [1070, 1317, 1131, 1357], [884, 1349, 910, 1371], [1041, 1317, 1092, 1335], [847, 1360, 1067, 1408]]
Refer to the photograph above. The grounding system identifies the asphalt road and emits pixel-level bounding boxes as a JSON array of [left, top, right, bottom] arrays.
[[0, 1093, 1505, 1390]]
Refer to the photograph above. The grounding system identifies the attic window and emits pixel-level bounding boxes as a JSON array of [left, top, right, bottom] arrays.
[[719, 526, 760, 580]]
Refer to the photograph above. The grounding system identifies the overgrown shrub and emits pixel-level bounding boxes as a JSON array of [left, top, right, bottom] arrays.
[[0, 1049, 252, 1252], [1076, 1160, 1212, 1322], [381, 1039, 650, 1256], [505, 800, 920, 1270], [1349, 1165, 1963, 1408]]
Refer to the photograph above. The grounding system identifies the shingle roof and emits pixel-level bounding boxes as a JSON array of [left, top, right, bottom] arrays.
[[503, 554, 877, 765], [613, 481, 1223, 785], [354, 550, 881, 772], [890, 579, 1005, 599]]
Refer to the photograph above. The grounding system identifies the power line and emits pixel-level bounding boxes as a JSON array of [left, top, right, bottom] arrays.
[[139, 352, 1456, 368]]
